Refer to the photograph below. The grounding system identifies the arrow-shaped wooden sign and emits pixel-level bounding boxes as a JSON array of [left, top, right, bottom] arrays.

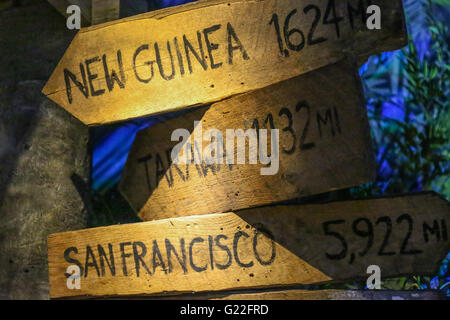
[[48, 192, 449, 299], [42, 0, 406, 125], [119, 60, 376, 220]]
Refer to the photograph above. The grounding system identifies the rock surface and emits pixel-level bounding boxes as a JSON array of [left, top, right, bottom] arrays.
[[0, 1, 89, 299]]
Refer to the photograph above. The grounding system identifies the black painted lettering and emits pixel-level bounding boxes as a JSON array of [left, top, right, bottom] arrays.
[[189, 237, 207, 272], [120, 242, 132, 276], [194, 140, 217, 177], [132, 241, 151, 277], [184, 32, 208, 73], [151, 239, 167, 274], [253, 226, 276, 266], [347, 0, 367, 30], [64, 65, 89, 104], [156, 152, 173, 187], [375, 216, 395, 256], [333, 106, 342, 133], [323, 220, 347, 260], [296, 100, 315, 150], [138, 154, 153, 193], [233, 231, 254, 268], [174, 37, 185, 76], [208, 235, 214, 271], [97, 244, 116, 276], [397, 214, 423, 255], [317, 108, 335, 138], [170, 146, 187, 183], [352, 218, 374, 258], [188, 142, 204, 178], [133, 44, 155, 83], [324, 0, 344, 38], [227, 23, 250, 64], [63, 247, 84, 277], [84, 245, 100, 278], [278, 108, 296, 154], [203, 24, 223, 69], [165, 238, 187, 274], [102, 50, 126, 92], [214, 234, 232, 270], [304, 5, 327, 45], [155, 41, 176, 81], [423, 220, 441, 243], [85, 57, 105, 96]]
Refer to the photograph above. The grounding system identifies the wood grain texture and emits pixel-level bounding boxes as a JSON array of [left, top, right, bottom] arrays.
[[91, 0, 120, 25], [0, 83, 89, 299], [42, 0, 407, 125], [119, 60, 376, 221], [48, 192, 449, 299], [142, 289, 445, 300]]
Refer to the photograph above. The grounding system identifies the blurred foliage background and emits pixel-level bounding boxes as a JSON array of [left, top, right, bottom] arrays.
[[349, 0, 449, 295], [89, 0, 450, 296], [358, 0, 449, 199]]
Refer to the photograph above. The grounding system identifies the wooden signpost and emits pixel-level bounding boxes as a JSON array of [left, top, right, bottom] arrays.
[[119, 60, 376, 221], [42, 0, 443, 302], [48, 192, 449, 299], [42, 0, 407, 125]]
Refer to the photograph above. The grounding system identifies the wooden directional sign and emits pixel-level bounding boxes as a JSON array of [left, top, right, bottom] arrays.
[[119, 60, 376, 221], [42, 0, 407, 125], [48, 192, 449, 299]]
